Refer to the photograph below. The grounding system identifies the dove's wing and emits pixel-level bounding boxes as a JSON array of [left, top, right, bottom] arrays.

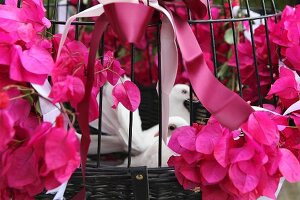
[[76, 132, 124, 154], [116, 103, 152, 154], [88, 135, 125, 154], [120, 116, 188, 167], [121, 137, 174, 167]]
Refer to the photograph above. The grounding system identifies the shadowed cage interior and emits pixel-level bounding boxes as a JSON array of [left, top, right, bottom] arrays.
[[33, 0, 283, 199]]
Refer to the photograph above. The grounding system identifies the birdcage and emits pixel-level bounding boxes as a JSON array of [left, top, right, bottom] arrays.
[[36, 0, 284, 199]]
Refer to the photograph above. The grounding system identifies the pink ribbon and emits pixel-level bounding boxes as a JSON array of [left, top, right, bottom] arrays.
[[104, 3, 154, 43], [74, 14, 109, 199], [170, 12, 254, 130]]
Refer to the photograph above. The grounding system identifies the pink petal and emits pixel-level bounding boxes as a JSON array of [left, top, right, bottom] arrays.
[[9, 45, 47, 84], [112, 80, 141, 112], [245, 111, 279, 145], [49, 75, 85, 107], [7, 98, 31, 124], [103, 51, 125, 85], [264, 146, 280, 176], [229, 142, 255, 163], [0, 44, 12, 65], [256, 168, 279, 199], [41, 128, 80, 189], [20, 45, 54, 74], [201, 160, 227, 184], [229, 163, 260, 193], [180, 166, 201, 184], [6, 146, 39, 188], [0, 110, 15, 151], [17, 23, 36, 43], [202, 185, 230, 200], [168, 126, 196, 154], [182, 151, 203, 164], [177, 127, 197, 151], [95, 61, 107, 87], [107, 60, 125, 85], [268, 77, 298, 100], [214, 132, 231, 167], [219, 176, 240, 197], [196, 121, 223, 154], [278, 148, 300, 182], [286, 46, 300, 71]]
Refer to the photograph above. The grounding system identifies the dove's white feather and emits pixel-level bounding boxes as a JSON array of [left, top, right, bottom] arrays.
[[120, 116, 188, 167], [169, 84, 190, 124]]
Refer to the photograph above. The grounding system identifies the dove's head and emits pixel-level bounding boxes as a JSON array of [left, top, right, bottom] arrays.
[[170, 84, 190, 102], [153, 116, 188, 138], [167, 116, 188, 136]]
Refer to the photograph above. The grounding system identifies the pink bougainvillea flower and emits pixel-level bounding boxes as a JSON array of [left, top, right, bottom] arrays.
[[229, 140, 255, 163], [41, 127, 80, 189], [0, 91, 10, 109], [243, 111, 279, 145], [268, 66, 300, 108], [7, 97, 31, 124], [228, 163, 260, 194], [5, 146, 41, 190], [20, 45, 54, 75], [49, 75, 85, 107], [9, 45, 48, 84], [168, 111, 300, 199], [286, 46, 300, 71], [214, 132, 231, 167], [168, 126, 198, 154], [195, 119, 224, 154], [201, 184, 230, 200], [103, 51, 125, 85], [95, 60, 107, 88], [0, 110, 15, 152], [278, 148, 300, 182], [201, 160, 227, 184], [167, 156, 201, 190], [20, 0, 51, 31], [227, 23, 278, 103], [112, 80, 141, 112]]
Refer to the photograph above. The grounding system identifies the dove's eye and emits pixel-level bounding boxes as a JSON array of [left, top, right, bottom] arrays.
[[182, 89, 188, 94], [169, 124, 176, 131]]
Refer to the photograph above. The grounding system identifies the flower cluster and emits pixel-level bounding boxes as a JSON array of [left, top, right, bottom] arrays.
[[52, 35, 141, 117], [0, 0, 141, 198], [0, 90, 80, 199], [269, 5, 300, 71], [0, 0, 53, 85], [227, 24, 279, 103], [168, 111, 300, 200]]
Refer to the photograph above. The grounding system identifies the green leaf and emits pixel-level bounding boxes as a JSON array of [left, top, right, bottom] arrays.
[[34, 100, 43, 116], [224, 29, 234, 45], [117, 47, 126, 58], [217, 63, 229, 79], [22, 90, 34, 105]]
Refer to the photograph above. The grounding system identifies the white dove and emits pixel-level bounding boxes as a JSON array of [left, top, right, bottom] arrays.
[[88, 82, 191, 155], [119, 116, 188, 167]]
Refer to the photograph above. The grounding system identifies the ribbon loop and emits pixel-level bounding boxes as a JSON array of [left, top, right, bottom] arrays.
[[104, 3, 154, 44], [171, 13, 254, 130]]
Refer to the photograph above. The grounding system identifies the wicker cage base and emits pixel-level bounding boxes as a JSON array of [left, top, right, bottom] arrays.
[[37, 166, 201, 200]]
